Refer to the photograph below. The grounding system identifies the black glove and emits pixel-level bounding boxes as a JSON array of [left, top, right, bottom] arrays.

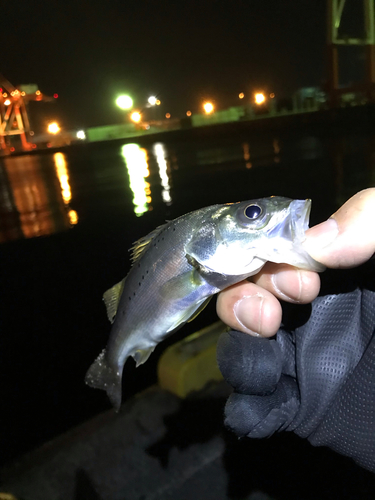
[[217, 265, 375, 472]]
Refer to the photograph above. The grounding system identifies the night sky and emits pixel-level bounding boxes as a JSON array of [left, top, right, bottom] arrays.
[[0, 1, 348, 129]]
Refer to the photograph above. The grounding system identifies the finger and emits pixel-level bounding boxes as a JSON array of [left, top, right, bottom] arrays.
[[303, 188, 375, 268], [251, 262, 321, 304], [224, 375, 300, 438], [216, 281, 282, 337], [216, 330, 282, 394]]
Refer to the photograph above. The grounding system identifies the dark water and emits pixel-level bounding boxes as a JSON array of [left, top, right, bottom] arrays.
[[0, 124, 374, 468]]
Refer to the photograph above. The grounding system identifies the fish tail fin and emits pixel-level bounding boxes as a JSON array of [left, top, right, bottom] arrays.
[[85, 349, 123, 411]]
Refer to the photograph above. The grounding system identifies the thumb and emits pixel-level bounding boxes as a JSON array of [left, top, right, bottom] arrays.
[[303, 188, 375, 269]]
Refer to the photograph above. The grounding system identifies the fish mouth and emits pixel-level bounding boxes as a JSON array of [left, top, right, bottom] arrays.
[[290, 199, 312, 245], [289, 199, 325, 272]]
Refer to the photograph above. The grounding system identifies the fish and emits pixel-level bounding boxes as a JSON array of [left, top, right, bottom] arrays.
[[85, 196, 324, 410]]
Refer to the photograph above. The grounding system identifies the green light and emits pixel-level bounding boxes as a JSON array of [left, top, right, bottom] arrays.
[[116, 95, 133, 110]]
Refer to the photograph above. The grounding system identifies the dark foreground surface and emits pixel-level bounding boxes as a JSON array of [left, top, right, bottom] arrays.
[[2, 382, 375, 500]]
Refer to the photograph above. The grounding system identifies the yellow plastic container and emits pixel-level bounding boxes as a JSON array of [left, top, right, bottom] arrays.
[[157, 321, 227, 398]]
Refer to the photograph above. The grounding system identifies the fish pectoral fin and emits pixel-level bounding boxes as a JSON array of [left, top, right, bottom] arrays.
[[103, 278, 126, 323], [186, 254, 231, 288], [159, 270, 204, 301], [165, 296, 212, 334], [187, 296, 212, 322], [133, 347, 155, 367]]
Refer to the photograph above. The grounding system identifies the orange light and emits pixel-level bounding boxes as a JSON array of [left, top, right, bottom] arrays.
[[36, 90, 41, 95], [4, 99, 11, 106], [270, 93, 275, 98], [239, 92, 245, 99], [186, 110, 192, 117], [31, 144, 37, 149], [68, 209, 78, 225], [21, 91, 26, 96], [156, 99, 161, 105], [130, 111, 141, 123], [254, 93, 266, 105], [165, 113, 171, 119], [3, 93, 7, 97], [47, 122, 60, 134], [203, 102, 214, 114], [10, 147, 15, 152]]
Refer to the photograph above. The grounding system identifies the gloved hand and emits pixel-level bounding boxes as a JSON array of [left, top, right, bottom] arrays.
[[216, 189, 375, 472]]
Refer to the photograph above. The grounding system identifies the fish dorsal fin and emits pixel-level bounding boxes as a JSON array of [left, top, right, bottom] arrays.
[[129, 222, 169, 263], [103, 278, 126, 323]]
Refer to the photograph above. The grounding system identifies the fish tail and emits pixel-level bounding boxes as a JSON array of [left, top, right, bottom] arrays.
[[85, 349, 123, 411]]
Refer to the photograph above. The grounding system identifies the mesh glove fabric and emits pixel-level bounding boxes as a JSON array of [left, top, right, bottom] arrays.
[[217, 264, 375, 472]]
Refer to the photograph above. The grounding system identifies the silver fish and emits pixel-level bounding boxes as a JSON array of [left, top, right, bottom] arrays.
[[85, 196, 324, 410]]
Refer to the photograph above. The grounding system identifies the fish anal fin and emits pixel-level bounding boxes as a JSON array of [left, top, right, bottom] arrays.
[[133, 347, 155, 367], [103, 279, 126, 323]]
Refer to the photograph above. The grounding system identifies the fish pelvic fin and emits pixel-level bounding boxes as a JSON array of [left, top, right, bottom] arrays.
[[85, 349, 123, 412]]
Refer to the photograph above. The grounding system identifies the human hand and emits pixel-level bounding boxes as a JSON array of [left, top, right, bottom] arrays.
[[217, 188, 375, 337], [216, 188, 375, 471]]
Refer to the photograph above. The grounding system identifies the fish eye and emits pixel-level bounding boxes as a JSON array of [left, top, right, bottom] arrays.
[[244, 204, 262, 219]]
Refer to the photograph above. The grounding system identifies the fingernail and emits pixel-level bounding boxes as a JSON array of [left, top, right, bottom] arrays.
[[233, 295, 263, 337], [303, 218, 339, 259], [272, 269, 302, 302]]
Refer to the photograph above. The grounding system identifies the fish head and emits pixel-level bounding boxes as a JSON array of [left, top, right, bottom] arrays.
[[186, 196, 324, 281]]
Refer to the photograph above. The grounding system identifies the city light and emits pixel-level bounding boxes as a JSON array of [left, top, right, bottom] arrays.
[[130, 111, 141, 123], [254, 93, 266, 105], [4, 99, 11, 106], [186, 110, 192, 116], [239, 92, 245, 99], [203, 102, 214, 114], [156, 99, 161, 105], [116, 95, 133, 110], [47, 122, 60, 134], [165, 113, 171, 119], [148, 95, 157, 106], [54, 93, 59, 99], [76, 130, 86, 140]]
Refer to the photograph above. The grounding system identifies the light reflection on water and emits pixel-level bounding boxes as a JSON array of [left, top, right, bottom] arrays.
[[120, 144, 152, 216], [153, 143, 172, 205], [0, 154, 78, 242], [53, 152, 79, 226], [0, 130, 374, 242]]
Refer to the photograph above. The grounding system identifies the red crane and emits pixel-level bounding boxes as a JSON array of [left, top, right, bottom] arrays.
[[0, 74, 55, 153]]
